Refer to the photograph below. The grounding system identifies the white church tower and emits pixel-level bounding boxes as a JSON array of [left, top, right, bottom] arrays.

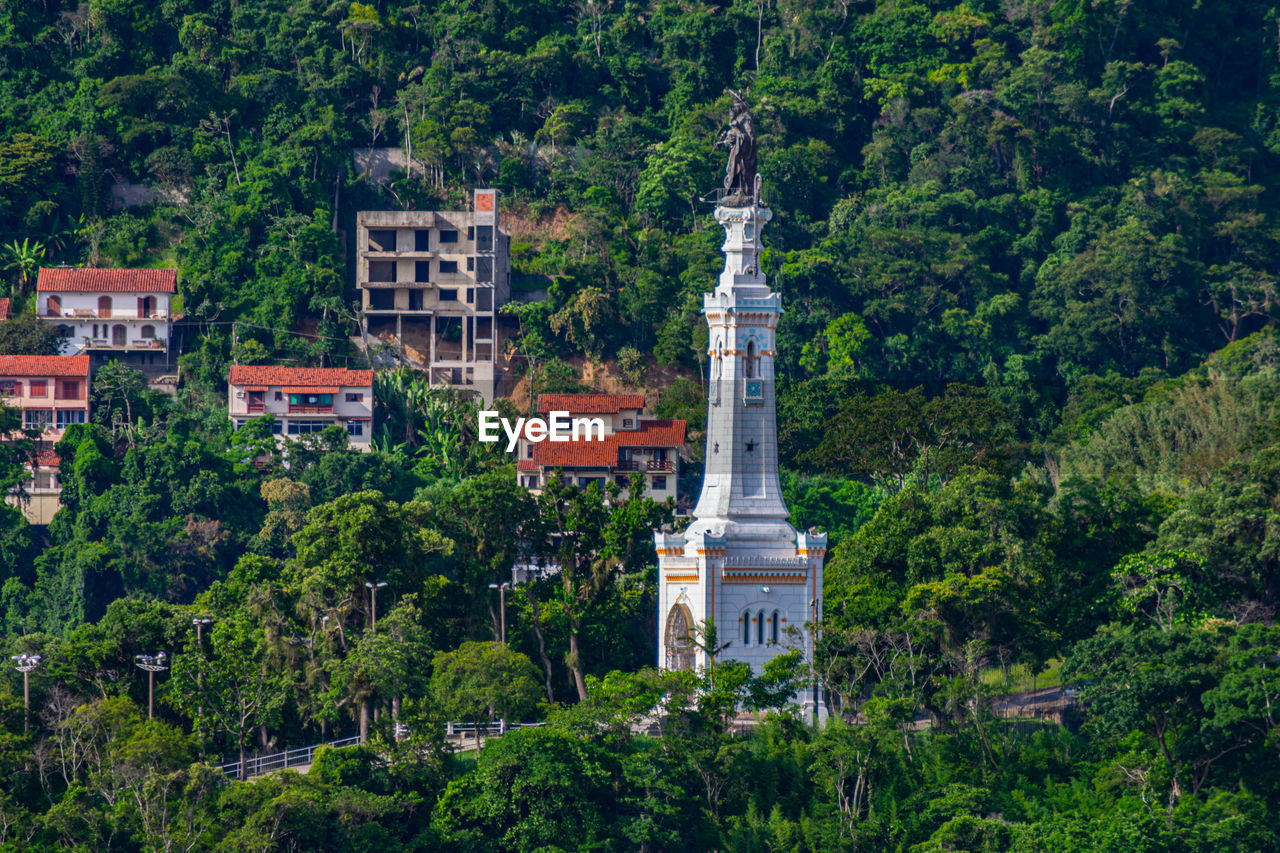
[[655, 95, 826, 718]]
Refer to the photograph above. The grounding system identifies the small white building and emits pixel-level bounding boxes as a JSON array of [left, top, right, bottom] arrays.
[[227, 365, 374, 450], [37, 268, 175, 361], [515, 393, 685, 504]]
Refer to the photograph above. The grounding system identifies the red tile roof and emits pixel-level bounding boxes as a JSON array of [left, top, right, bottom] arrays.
[[38, 268, 177, 293], [34, 451, 61, 468], [527, 419, 686, 469], [0, 355, 91, 377], [0, 299, 10, 319], [537, 393, 645, 415], [228, 365, 374, 388]]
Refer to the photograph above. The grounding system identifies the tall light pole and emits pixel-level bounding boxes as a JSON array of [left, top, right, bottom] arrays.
[[365, 581, 388, 632], [192, 619, 213, 722], [135, 652, 168, 719], [488, 582, 510, 644], [11, 653, 41, 733]]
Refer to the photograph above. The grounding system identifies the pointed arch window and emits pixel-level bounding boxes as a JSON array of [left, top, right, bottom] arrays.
[[771, 611, 780, 644], [756, 609, 765, 645], [742, 613, 750, 646], [745, 340, 756, 378]]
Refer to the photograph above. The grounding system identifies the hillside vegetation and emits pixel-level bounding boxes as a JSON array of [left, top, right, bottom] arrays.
[[1, 0, 1280, 850]]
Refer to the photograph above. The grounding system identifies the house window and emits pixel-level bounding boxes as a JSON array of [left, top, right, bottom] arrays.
[[467, 226, 474, 240], [345, 393, 364, 403], [622, 418, 634, 429], [29, 380, 46, 397], [234, 420, 246, 430], [439, 288, 458, 301], [653, 448, 668, 462], [58, 381, 80, 400], [414, 229, 430, 251], [57, 325, 74, 338], [0, 380, 16, 395], [438, 229, 458, 243], [742, 614, 751, 645], [414, 260, 431, 282], [271, 420, 283, 435], [56, 409, 86, 428], [346, 421, 364, 436], [288, 393, 332, 406], [287, 420, 327, 435], [24, 410, 52, 430], [615, 475, 628, 487], [652, 475, 667, 490], [466, 257, 475, 271], [274, 391, 284, 401], [526, 444, 534, 459], [439, 260, 458, 274], [770, 611, 780, 644], [757, 610, 765, 645], [579, 476, 605, 490]]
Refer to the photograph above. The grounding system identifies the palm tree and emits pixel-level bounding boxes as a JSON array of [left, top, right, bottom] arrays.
[[3, 238, 46, 297]]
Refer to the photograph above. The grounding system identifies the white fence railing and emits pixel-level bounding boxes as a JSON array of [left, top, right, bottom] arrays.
[[218, 734, 362, 780]]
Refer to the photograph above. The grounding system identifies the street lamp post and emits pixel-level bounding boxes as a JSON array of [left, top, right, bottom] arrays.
[[134, 652, 168, 719], [192, 618, 213, 721], [488, 582, 511, 644], [11, 653, 41, 733], [365, 581, 388, 632]]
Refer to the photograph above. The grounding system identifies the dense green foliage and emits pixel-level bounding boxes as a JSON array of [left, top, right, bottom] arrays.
[[4, 0, 1280, 848]]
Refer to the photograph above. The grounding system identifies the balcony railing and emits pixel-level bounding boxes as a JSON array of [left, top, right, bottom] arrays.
[[53, 310, 170, 320], [246, 403, 266, 413], [287, 404, 334, 414], [646, 460, 674, 472], [615, 460, 638, 471]]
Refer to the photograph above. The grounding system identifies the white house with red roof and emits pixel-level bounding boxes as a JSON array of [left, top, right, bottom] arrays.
[[37, 267, 175, 364], [228, 365, 374, 450], [0, 354, 91, 524], [515, 393, 686, 504]]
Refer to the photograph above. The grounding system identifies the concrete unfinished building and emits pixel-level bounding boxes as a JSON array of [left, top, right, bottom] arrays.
[[357, 189, 510, 402]]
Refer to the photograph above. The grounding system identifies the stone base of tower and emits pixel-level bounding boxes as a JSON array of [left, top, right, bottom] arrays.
[[656, 525, 826, 692]]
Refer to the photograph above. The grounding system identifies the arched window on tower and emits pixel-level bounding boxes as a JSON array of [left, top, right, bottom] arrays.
[[742, 612, 750, 646], [745, 340, 756, 378], [757, 609, 765, 645], [771, 611, 780, 644]]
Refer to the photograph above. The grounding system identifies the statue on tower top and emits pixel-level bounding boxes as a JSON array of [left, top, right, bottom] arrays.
[[718, 90, 757, 205]]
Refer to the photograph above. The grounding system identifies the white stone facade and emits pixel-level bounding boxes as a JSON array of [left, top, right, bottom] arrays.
[[655, 202, 826, 717]]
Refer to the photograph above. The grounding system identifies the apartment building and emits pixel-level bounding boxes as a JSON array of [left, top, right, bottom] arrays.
[[36, 267, 176, 376], [0, 354, 92, 524], [227, 365, 374, 450], [356, 189, 509, 402], [515, 394, 686, 504]]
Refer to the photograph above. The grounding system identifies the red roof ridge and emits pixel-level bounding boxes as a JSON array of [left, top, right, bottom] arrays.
[[228, 365, 375, 387], [0, 354, 91, 377], [536, 393, 646, 414], [37, 267, 177, 293]]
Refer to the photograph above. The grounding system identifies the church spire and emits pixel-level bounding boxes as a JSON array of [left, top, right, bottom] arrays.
[[655, 95, 827, 723]]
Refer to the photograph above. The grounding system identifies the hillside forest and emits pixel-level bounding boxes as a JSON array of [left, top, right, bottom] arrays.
[[3, 0, 1280, 850]]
